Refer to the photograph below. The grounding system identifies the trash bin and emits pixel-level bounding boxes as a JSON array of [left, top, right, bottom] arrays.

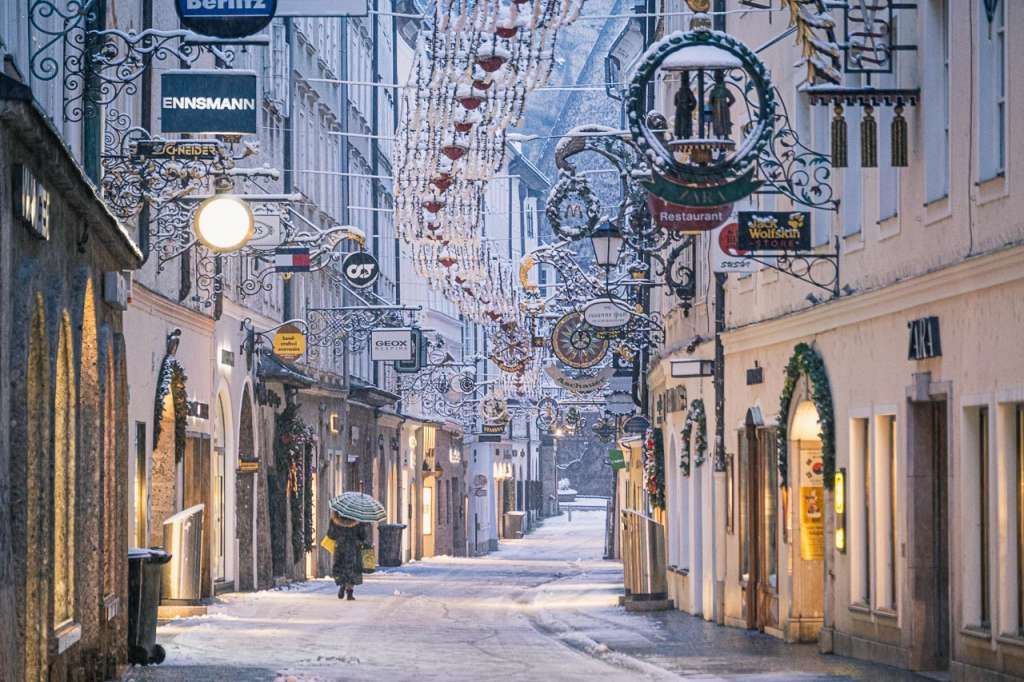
[[127, 548, 172, 665], [503, 511, 526, 539], [378, 523, 406, 567], [161, 504, 204, 602]]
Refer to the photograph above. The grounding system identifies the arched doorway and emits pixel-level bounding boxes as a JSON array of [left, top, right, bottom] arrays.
[[739, 407, 778, 633], [787, 396, 826, 641]]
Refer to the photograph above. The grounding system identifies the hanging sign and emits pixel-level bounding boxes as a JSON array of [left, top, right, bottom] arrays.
[[621, 415, 651, 435], [605, 391, 635, 416], [370, 328, 414, 362], [551, 312, 608, 369], [160, 71, 258, 135], [274, 246, 311, 273], [608, 449, 626, 471], [481, 423, 508, 435], [132, 140, 223, 160], [583, 298, 632, 329], [646, 194, 732, 233], [394, 328, 425, 373], [712, 222, 756, 274], [544, 366, 613, 393], [341, 251, 380, 289], [273, 324, 305, 360], [736, 211, 811, 251], [276, 0, 368, 15], [175, 0, 277, 39]]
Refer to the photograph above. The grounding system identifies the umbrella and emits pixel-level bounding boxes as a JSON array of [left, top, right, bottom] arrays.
[[329, 492, 386, 522]]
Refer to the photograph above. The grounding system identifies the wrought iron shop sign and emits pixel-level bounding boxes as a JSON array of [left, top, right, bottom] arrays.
[[161, 71, 258, 135], [273, 324, 306, 360], [907, 316, 941, 360], [583, 298, 631, 329], [736, 211, 811, 251], [12, 165, 50, 240], [132, 140, 223, 160], [370, 328, 414, 362], [711, 223, 755, 274], [545, 366, 613, 394], [342, 251, 380, 289], [176, 0, 277, 39]]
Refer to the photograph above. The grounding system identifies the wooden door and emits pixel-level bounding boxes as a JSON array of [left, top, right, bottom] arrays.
[[755, 429, 780, 631]]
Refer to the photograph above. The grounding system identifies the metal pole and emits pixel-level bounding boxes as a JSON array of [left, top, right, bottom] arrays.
[[714, 272, 726, 472]]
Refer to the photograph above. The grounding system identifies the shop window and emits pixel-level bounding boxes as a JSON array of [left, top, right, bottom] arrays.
[[737, 430, 749, 583], [980, 407, 991, 628], [759, 429, 779, 591], [422, 486, 433, 536], [963, 405, 992, 630], [1017, 404, 1024, 635], [850, 417, 871, 605], [875, 414, 898, 611], [53, 310, 77, 629]]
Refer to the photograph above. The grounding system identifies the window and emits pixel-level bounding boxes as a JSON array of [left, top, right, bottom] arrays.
[[979, 407, 991, 627], [878, 18, 901, 222], [841, 74, 863, 237], [760, 429, 779, 591], [851, 417, 871, 605], [924, 0, 950, 201], [738, 429, 750, 582], [422, 486, 433, 535], [978, 0, 1006, 180], [876, 415, 898, 611]]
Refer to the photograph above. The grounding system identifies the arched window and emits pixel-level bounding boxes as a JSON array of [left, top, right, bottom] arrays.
[[53, 309, 77, 628]]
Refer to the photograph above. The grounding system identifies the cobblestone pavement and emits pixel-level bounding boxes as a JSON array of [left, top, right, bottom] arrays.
[[123, 512, 926, 682]]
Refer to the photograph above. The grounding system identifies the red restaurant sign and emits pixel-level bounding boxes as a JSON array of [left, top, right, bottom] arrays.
[[646, 194, 733, 233]]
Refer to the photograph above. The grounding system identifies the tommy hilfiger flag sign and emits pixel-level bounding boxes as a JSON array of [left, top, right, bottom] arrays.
[[274, 247, 311, 273]]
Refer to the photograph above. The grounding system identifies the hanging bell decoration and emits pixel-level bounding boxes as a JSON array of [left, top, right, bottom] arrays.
[[860, 104, 878, 168], [831, 103, 848, 168], [891, 104, 909, 167]]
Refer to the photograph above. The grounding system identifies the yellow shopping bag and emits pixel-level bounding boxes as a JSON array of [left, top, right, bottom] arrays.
[[320, 535, 336, 554], [361, 547, 377, 573]]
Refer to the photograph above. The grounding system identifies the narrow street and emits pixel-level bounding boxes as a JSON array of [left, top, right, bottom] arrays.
[[126, 511, 923, 682]]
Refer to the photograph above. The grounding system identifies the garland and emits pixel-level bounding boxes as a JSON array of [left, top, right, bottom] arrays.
[[274, 403, 316, 560], [153, 356, 188, 464], [643, 428, 666, 510], [776, 342, 835, 489], [680, 399, 707, 476]]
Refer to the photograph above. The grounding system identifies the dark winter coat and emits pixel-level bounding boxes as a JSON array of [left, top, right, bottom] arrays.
[[328, 520, 371, 586]]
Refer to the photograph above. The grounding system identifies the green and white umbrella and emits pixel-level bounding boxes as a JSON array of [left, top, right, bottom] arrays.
[[329, 492, 386, 522]]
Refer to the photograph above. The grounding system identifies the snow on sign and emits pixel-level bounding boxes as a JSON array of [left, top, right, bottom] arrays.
[[276, 0, 368, 16], [712, 223, 756, 274], [176, 0, 276, 39], [646, 193, 732, 233]]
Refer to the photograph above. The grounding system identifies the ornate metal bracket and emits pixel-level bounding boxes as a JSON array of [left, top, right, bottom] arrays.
[[305, 306, 421, 357], [742, 236, 841, 298]]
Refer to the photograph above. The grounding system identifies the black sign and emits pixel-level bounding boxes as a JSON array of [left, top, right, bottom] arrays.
[[342, 251, 380, 289], [478, 434, 502, 443], [176, 0, 276, 39], [394, 328, 426, 374], [12, 164, 50, 240], [161, 71, 258, 135], [132, 140, 223, 160], [187, 400, 210, 420], [622, 415, 651, 435], [746, 365, 763, 385], [908, 316, 941, 360], [736, 211, 811, 251]]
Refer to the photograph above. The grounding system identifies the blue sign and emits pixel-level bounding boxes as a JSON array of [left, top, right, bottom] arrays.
[[161, 71, 258, 135], [176, 0, 276, 39]]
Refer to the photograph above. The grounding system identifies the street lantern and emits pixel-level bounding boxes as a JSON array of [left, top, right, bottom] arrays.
[[589, 222, 624, 268], [192, 193, 254, 253]]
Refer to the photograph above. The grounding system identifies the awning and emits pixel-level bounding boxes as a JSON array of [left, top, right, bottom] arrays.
[[256, 348, 315, 389], [349, 377, 399, 408]]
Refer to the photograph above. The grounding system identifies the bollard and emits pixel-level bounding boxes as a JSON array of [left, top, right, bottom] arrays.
[[568, 507, 573, 522]]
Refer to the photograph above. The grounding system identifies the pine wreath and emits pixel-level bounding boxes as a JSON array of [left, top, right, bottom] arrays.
[[153, 356, 188, 464], [680, 398, 707, 476], [643, 428, 666, 510], [776, 342, 836, 489]]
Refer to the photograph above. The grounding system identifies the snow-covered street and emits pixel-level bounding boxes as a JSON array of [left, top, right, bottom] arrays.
[[124, 511, 923, 682]]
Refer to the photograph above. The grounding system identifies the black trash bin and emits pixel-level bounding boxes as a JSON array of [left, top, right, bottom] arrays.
[[127, 548, 172, 665], [377, 523, 406, 567]]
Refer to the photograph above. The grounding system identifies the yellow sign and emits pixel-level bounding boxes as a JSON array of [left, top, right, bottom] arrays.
[[799, 485, 825, 560], [273, 324, 306, 360]]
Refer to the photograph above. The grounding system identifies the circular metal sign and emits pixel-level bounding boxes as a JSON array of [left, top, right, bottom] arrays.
[[583, 298, 632, 329], [176, 0, 277, 39], [273, 323, 305, 361], [342, 251, 380, 289], [551, 312, 608, 369]]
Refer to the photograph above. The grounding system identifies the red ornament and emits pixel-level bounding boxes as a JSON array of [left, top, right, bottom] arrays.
[[441, 144, 467, 160], [495, 26, 517, 38], [438, 255, 458, 268], [457, 95, 483, 110], [423, 200, 444, 213], [476, 55, 506, 73], [472, 79, 493, 91], [431, 174, 453, 192], [454, 121, 475, 133]]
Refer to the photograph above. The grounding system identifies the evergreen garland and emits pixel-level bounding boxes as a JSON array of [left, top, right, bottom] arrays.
[[274, 403, 316, 561], [776, 342, 836, 489], [153, 356, 188, 464], [643, 428, 666, 510], [680, 399, 707, 476]]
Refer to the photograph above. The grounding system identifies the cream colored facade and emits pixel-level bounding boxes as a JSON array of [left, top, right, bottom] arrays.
[[649, 1, 1024, 680]]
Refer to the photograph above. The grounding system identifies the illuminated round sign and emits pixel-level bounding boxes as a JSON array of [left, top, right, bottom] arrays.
[[342, 251, 380, 289], [551, 312, 608, 369], [273, 324, 305, 361], [176, 0, 277, 39], [583, 298, 632, 329]]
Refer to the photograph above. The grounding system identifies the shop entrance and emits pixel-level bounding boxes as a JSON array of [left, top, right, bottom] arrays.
[[908, 397, 950, 671], [740, 410, 779, 633], [787, 400, 825, 642]]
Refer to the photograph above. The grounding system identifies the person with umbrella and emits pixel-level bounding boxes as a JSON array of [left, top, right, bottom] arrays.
[[325, 492, 385, 600]]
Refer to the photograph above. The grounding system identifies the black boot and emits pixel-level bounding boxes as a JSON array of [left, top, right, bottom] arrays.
[[346, 588, 355, 601], [337, 585, 345, 600]]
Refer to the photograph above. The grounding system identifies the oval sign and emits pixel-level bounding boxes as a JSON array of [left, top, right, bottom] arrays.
[[342, 251, 380, 289], [583, 298, 632, 329], [273, 323, 305, 361], [176, 0, 277, 40], [646, 194, 733, 233]]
